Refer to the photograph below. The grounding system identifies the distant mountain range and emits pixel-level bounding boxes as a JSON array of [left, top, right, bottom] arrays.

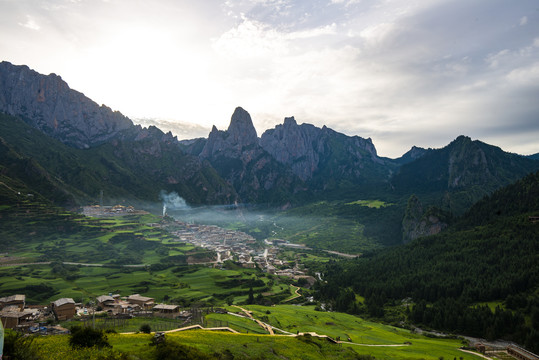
[[1, 61, 538, 216]]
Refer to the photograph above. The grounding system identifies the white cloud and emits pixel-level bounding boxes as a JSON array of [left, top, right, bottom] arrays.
[[212, 19, 289, 58], [506, 62, 539, 87], [485, 49, 511, 69], [286, 23, 338, 39], [1, 0, 538, 157], [359, 22, 398, 47], [18, 15, 40, 30]]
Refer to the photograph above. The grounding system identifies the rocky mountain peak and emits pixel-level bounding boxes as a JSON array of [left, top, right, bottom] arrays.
[[227, 106, 258, 147], [200, 107, 259, 159], [283, 116, 297, 127], [402, 195, 448, 243], [450, 135, 472, 147], [260, 116, 390, 184]]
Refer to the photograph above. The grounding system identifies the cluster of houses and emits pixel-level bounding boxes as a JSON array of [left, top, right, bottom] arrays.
[[0, 293, 191, 331], [169, 222, 257, 265], [167, 220, 314, 284]]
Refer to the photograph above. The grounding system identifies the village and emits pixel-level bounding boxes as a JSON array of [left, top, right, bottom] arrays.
[[163, 219, 314, 281], [0, 292, 201, 332]]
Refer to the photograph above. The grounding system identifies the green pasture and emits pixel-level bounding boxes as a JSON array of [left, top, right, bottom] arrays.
[[33, 327, 484, 360], [220, 305, 482, 360], [345, 199, 393, 208], [205, 312, 267, 334], [0, 264, 291, 305], [61, 315, 188, 334]]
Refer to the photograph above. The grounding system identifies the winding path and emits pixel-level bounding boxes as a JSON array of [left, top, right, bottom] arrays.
[[227, 306, 417, 348], [283, 285, 301, 302]]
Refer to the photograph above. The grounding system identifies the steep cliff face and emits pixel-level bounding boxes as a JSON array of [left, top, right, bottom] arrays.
[[391, 135, 539, 214], [260, 116, 393, 189], [200, 107, 304, 203], [0, 61, 133, 149], [402, 195, 448, 243]]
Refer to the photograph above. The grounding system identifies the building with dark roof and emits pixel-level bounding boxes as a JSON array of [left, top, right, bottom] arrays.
[[51, 298, 76, 320], [0, 294, 25, 310]]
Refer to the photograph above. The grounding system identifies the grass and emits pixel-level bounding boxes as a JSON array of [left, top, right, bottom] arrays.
[[31, 320, 486, 360], [345, 199, 393, 208], [219, 305, 483, 360], [62, 315, 188, 333], [206, 313, 267, 334], [475, 301, 504, 312], [0, 264, 290, 305]]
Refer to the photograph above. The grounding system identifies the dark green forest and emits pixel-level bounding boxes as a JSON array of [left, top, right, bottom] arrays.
[[315, 171, 539, 352]]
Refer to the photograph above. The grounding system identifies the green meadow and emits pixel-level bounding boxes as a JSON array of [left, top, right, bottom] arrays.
[[345, 199, 393, 208], [0, 209, 295, 305], [0, 263, 297, 305], [30, 307, 485, 360], [218, 305, 482, 360]]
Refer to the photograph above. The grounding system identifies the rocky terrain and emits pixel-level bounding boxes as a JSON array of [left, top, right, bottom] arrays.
[[0, 61, 132, 149]]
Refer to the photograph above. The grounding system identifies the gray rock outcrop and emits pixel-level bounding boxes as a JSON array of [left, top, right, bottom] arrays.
[[260, 116, 391, 186], [199, 107, 303, 202], [402, 195, 448, 243], [0, 61, 132, 149]]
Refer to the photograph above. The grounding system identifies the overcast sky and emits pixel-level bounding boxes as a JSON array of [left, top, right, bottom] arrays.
[[1, 0, 538, 157]]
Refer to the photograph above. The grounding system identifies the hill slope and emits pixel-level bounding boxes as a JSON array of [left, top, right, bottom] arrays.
[[316, 170, 539, 351], [391, 135, 539, 214], [0, 113, 236, 206]]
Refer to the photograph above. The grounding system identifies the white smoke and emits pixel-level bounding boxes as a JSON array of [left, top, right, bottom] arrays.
[[159, 191, 189, 217]]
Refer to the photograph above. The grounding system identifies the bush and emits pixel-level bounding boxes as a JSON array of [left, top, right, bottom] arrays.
[[2, 330, 42, 360], [69, 326, 111, 349], [140, 323, 152, 334]]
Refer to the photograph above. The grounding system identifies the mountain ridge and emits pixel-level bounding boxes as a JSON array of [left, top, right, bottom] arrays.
[[0, 61, 133, 149], [391, 135, 539, 214], [2, 60, 538, 213]]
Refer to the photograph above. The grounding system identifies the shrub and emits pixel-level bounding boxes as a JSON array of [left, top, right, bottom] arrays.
[[140, 323, 152, 334], [2, 329, 42, 360], [69, 326, 111, 349]]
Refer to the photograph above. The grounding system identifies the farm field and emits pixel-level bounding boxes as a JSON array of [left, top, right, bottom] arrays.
[[0, 206, 298, 305], [0, 263, 296, 305]]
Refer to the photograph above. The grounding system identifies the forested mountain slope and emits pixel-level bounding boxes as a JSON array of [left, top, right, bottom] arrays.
[[316, 170, 539, 351], [391, 136, 539, 215], [0, 113, 235, 206]]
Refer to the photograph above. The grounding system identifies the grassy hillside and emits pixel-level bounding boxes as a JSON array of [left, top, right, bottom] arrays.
[[23, 304, 485, 360]]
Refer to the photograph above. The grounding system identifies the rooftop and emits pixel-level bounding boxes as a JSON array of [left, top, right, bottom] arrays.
[[52, 298, 75, 307], [96, 295, 115, 303], [153, 304, 179, 311], [0, 294, 26, 303], [127, 294, 154, 303]]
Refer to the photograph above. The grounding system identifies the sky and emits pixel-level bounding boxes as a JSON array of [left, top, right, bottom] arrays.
[[1, 0, 538, 158]]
